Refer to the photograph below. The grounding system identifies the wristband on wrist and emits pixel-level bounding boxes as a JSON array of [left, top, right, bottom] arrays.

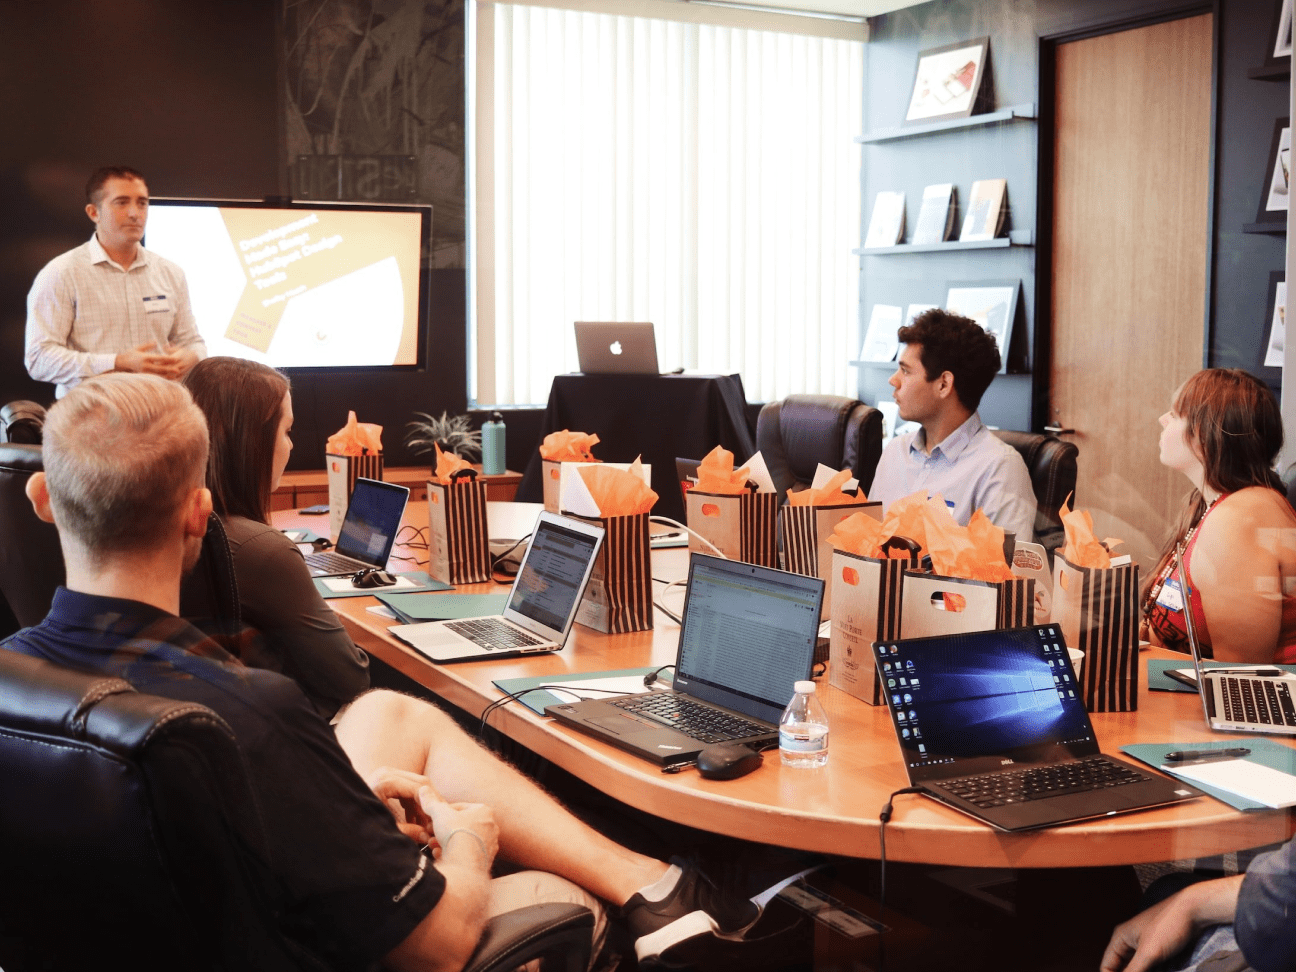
[[441, 827, 489, 860]]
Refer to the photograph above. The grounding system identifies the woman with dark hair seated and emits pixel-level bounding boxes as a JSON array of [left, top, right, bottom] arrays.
[[184, 356, 369, 714], [1141, 368, 1296, 663]]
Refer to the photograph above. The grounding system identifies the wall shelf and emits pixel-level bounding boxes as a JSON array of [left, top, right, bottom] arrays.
[[853, 230, 1034, 255], [1243, 222, 1286, 235], [856, 103, 1037, 144]]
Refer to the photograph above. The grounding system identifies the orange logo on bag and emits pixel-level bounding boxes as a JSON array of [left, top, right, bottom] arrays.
[[1058, 572, 1070, 592], [331, 461, 341, 473], [932, 592, 966, 612], [701, 504, 720, 517], [430, 493, 440, 504], [549, 467, 560, 480], [841, 566, 859, 586]]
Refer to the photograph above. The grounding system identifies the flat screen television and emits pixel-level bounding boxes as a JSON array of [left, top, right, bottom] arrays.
[[144, 198, 431, 370]]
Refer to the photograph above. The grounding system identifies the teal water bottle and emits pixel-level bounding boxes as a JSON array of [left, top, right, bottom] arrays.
[[482, 411, 506, 475]]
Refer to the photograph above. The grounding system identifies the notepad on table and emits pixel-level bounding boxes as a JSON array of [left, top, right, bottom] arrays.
[[1164, 759, 1296, 809]]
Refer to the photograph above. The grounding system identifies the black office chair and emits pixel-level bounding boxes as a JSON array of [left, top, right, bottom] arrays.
[[0, 400, 45, 445], [0, 442, 241, 638], [991, 430, 1079, 559], [756, 395, 884, 499], [0, 650, 594, 972]]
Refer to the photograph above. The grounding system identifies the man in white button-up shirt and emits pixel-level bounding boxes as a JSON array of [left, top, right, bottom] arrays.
[[25, 166, 206, 398], [870, 309, 1037, 542]]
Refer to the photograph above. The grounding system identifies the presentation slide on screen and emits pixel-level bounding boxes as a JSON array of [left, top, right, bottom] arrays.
[[145, 206, 422, 368]]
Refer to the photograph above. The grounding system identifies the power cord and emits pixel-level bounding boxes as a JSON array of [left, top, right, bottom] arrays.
[[648, 516, 727, 559], [876, 786, 924, 971], [651, 577, 685, 624], [490, 533, 532, 584], [642, 664, 675, 687]]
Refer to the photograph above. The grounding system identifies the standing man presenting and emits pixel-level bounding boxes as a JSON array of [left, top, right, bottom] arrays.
[[25, 166, 205, 398], [870, 308, 1037, 542]]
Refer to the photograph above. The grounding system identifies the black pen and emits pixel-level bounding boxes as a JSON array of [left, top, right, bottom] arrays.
[[1164, 747, 1251, 763], [663, 760, 697, 774]]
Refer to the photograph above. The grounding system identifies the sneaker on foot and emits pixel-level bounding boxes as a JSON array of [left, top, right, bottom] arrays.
[[621, 858, 761, 966]]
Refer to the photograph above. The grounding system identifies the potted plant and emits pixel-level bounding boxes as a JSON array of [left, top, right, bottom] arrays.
[[405, 412, 482, 463]]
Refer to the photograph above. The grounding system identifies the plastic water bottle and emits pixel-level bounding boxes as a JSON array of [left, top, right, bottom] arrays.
[[481, 411, 506, 475], [779, 680, 829, 768]]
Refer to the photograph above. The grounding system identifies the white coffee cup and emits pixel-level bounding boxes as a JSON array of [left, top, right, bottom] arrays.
[[1068, 647, 1084, 676]]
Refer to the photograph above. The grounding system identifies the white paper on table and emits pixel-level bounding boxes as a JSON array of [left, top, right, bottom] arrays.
[[743, 451, 777, 494], [811, 462, 859, 494], [1164, 759, 1296, 808], [322, 574, 421, 593], [366, 604, 400, 620], [283, 530, 308, 542], [541, 676, 666, 701], [296, 543, 316, 556]]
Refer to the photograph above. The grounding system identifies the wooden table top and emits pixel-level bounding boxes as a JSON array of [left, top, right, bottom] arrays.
[[276, 502, 1296, 869]]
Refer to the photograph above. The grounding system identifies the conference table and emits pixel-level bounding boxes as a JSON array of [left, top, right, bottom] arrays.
[[274, 501, 1295, 871]]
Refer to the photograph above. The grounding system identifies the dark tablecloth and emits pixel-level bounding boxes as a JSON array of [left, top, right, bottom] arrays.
[[517, 374, 757, 522]]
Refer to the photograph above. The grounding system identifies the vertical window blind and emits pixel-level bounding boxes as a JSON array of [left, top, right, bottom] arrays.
[[474, 2, 863, 406]]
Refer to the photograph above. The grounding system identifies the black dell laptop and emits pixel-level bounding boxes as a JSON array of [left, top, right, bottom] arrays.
[[874, 624, 1202, 832]]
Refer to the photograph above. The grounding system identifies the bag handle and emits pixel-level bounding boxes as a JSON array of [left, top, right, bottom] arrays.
[[450, 468, 479, 483], [882, 535, 921, 565]]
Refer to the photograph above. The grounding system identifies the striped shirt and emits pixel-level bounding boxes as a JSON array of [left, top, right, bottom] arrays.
[[870, 412, 1038, 542], [25, 233, 206, 397]]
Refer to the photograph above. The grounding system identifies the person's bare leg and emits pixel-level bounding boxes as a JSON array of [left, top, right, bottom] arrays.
[[335, 690, 669, 904]]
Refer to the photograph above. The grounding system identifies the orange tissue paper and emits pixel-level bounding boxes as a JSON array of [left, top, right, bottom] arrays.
[[431, 444, 475, 485], [577, 458, 658, 516], [694, 445, 752, 495], [327, 411, 383, 456], [1059, 498, 1123, 569], [827, 512, 888, 559], [785, 468, 860, 507], [539, 430, 601, 462], [879, 493, 1015, 582]]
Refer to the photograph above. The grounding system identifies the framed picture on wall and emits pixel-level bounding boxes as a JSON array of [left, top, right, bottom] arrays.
[[1264, 272, 1286, 370], [1256, 118, 1291, 224], [904, 37, 991, 125], [1273, 0, 1293, 60], [945, 280, 1021, 374]]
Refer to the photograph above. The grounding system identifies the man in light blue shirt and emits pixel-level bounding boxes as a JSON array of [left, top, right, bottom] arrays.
[[869, 309, 1037, 542]]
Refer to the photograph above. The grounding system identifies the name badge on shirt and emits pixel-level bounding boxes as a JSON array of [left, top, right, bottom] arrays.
[[1156, 576, 1185, 613], [142, 294, 171, 313]]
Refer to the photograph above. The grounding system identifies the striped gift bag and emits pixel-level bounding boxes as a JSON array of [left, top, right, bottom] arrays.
[[574, 513, 653, 633], [829, 542, 920, 705], [780, 500, 881, 616], [685, 489, 778, 567], [1052, 557, 1140, 712], [426, 473, 491, 584], [899, 571, 1036, 640], [326, 452, 384, 543]]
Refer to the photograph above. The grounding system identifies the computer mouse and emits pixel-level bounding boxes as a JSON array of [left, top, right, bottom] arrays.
[[354, 569, 398, 589], [696, 742, 763, 781]]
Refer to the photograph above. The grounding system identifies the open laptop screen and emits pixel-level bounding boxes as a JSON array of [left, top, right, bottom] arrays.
[[508, 518, 601, 632], [335, 479, 409, 565], [674, 556, 824, 723], [874, 625, 1099, 782]]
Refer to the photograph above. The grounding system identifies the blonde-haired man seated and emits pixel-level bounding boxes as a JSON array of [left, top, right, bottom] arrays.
[[2, 373, 760, 971]]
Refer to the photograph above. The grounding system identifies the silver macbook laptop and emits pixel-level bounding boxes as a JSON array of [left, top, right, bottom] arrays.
[[304, 478, 410, 577], [545, 555, 825, 766], [391, 512, 604, 662], [574, 322, 660, 374], [875, 624, 1200, 832], [1174, 545, 1296, 734]]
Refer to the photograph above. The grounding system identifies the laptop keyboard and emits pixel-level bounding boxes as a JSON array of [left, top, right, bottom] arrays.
[[612, 693, 770, 744], [941, 756, 1145, 809], [305, 551, 370, 574], [444, 617, 546, 651], [1219, 676, 1296, 726]]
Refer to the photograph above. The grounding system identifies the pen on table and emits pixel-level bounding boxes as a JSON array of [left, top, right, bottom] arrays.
[[663, 760, 696, 774], [1163, 747, 1251, 763]]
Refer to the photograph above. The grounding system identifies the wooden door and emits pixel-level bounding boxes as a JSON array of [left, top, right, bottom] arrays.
[[1050, 13, 1213, 570]]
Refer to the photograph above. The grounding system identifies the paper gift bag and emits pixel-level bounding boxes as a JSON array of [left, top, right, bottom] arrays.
[[426, 472, 491, 584], [686, 489, 778, 567], [900, 571, 1035, 640], [1052, 556, 1140, 712], [781, 500, 881, 615], [829, 543, 920, 705], [326, 453, 383, 543], [574, 512, 653, 634]]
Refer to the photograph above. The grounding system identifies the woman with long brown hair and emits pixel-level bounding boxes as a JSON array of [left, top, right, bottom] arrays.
[[184, 356, 369, 713], [1142, 368, 1296, 662]]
